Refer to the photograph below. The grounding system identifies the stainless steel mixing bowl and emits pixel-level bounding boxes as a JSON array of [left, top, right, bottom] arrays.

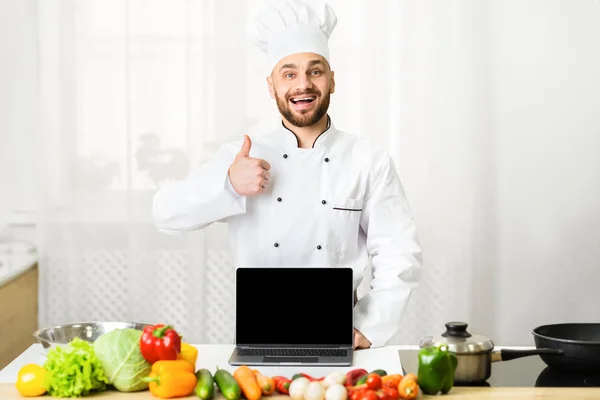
[[33, 321, 152, 353]]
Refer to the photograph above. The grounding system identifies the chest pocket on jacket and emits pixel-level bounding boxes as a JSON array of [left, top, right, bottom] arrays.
[[328, 198, 363, 259]]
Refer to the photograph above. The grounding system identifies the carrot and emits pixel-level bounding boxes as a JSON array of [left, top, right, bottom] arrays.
[[234, 365, 263, 400], [252, 369, 275, 395]]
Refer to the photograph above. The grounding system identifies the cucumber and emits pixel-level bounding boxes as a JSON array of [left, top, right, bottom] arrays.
[[370, 369, 387, 377], [214, 367, 241, 400], [196, 369, 215, 400]]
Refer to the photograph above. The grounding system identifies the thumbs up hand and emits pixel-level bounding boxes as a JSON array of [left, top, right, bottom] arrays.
[[228, 135, 272, 196]]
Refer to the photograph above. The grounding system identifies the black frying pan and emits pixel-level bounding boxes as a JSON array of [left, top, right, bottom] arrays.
[[533, 323, 600, 372]]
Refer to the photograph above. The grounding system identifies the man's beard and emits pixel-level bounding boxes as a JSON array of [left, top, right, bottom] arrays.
[[275, 88, 330, 128]]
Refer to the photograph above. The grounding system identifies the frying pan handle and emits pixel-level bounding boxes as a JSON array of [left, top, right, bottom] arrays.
[[499, 348, 564, 361]]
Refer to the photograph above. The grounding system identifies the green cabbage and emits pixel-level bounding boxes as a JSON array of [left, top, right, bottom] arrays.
[[44, 337, 109, 398], [92, 328, 152, 392]]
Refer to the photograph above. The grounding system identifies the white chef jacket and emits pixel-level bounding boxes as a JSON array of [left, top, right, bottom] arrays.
[[152, 117, 423, 347]]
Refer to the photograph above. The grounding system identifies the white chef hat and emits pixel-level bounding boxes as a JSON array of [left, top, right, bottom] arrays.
[[248, 0, 338, 75]]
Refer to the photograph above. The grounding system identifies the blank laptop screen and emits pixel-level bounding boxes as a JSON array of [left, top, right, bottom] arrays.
[[235, 267, 354, 347]]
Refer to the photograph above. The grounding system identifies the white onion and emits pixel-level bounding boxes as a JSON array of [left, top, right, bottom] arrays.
[[325, 383, 348, 400], [304, 381, 326, 400], [289, 377, 310, 400], [323, 371, 347, 388]]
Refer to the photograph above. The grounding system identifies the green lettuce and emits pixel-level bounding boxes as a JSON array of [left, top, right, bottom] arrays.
[[44, 337, 109, 398], [92, 328, 152, 392]]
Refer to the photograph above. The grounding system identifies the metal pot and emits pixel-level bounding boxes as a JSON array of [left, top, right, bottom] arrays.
[[420, 322, 564, 384]]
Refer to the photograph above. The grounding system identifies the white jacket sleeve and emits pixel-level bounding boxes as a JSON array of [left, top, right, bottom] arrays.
[[354, 153, 423, 348], [152, 143, 247, 233]]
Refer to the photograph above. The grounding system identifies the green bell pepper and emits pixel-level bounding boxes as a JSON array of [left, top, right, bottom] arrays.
[[417, 344, 458, 395]]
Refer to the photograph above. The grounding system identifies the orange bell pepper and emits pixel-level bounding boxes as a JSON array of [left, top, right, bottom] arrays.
[[143, 361, 197, 399]]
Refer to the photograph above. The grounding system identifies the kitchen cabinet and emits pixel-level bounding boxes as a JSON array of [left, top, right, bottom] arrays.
[[0, 263, 38, 369]]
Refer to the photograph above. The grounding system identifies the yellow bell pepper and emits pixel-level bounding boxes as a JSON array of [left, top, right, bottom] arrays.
[[177, 342, 198, 368], [152, 360, 194, 374], [15, 364, 47, 397]]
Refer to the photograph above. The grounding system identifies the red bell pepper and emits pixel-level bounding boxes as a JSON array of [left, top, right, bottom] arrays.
[[346, 369, 369, 386], [272, 376, 291, 394], [140, 324, 182, 364], [300, 373, 324, 381]]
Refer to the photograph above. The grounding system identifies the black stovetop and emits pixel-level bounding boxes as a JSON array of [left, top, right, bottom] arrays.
[[398, 349, 600, 388]]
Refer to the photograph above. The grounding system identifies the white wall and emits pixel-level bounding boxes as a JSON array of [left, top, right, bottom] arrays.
[[0, 1, 15, 231], [489, 0, 600, 344], [0, 0, 38, 230], [395, 0, 600, 346]]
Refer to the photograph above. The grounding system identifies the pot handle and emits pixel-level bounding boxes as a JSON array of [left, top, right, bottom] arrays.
[[494, 348, 564, 362]]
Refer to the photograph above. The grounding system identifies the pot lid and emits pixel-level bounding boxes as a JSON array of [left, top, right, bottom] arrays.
[[420, 322, 494, 354]]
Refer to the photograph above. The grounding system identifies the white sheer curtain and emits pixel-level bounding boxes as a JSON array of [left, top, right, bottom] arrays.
[[36, 0, 463, 344], [31, 0, 600, 346], [33, 0, 488, 344]]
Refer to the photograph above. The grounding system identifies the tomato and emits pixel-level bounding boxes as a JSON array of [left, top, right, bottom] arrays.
[[366, 374, 382, 390], [377, 389, 393, 400], [351, 389, 365, 400], [381, 387, 399, 400], [360, 389, 379, 400], [15, 364, 47, 397]]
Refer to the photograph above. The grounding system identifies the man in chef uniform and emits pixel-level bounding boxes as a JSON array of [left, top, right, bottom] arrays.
[[152, 0, 422, 349]]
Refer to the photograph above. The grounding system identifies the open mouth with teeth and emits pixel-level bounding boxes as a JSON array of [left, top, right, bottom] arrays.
[[289, 95, 317, 110]]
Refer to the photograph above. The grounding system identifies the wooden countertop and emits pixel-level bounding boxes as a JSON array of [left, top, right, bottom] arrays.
[[1, 384, 599, 399]]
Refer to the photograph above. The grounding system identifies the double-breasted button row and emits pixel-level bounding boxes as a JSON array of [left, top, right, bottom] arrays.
[[273, 152, 327, 251]]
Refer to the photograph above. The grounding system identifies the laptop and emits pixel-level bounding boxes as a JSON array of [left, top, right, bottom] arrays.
[[228, 266, 354, 366]]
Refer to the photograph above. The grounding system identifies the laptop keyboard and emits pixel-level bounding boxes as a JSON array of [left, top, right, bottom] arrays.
[[238, 348, 347, 357]]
